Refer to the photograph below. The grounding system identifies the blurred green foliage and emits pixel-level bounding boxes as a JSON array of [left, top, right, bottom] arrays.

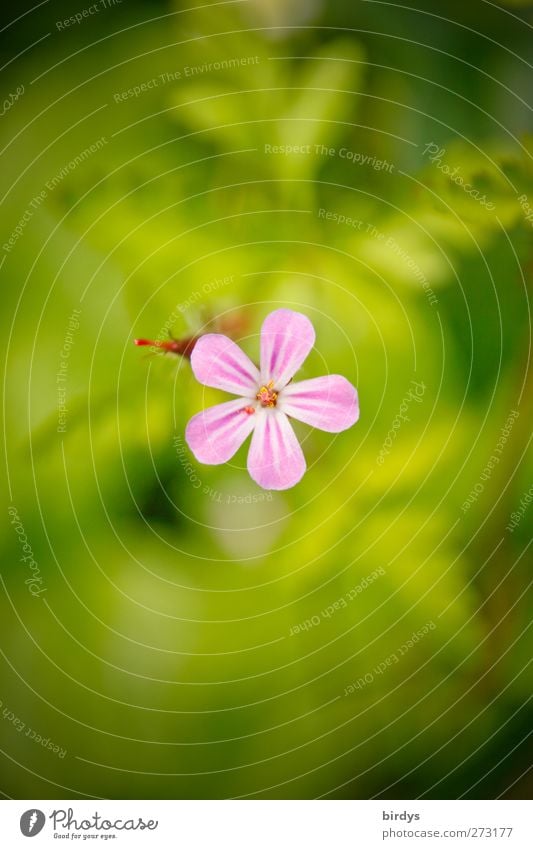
[[0, 0, 532, 799]]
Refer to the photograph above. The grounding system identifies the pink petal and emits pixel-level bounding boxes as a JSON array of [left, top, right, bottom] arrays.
[[279, 375, 359, 432], [247, 409, 306, 490], [190, 334, 259, 397], [185, 398, 256, 464], [260, 309, 315, 389]]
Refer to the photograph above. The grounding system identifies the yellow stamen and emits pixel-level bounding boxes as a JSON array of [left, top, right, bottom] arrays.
[[256, 381, 278, 407]]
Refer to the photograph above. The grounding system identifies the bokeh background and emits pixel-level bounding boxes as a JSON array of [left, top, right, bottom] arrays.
[[1, 0, 532, 800]]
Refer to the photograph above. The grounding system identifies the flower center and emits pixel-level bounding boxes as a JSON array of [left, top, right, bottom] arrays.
[[256, 380, 278, 407]]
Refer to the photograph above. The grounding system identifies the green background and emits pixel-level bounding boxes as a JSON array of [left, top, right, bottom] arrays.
[[0, 0, 532, 799]]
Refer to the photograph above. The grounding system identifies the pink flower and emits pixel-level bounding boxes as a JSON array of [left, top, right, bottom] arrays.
[[185, 309, 359, 490]]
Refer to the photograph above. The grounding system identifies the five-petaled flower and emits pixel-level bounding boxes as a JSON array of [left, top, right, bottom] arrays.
[[185, 309, 359, 490]]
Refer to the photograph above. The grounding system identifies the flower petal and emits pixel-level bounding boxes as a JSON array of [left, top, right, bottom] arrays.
[[279, 375, 359, 432], [190, 334, 259, 397], [260, 309, 315, 389], [247, 409, 306, 490], [185, 398, 256, 465]]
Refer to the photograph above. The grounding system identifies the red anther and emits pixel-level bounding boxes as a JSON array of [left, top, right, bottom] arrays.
[[243, 406, 255, 415]]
